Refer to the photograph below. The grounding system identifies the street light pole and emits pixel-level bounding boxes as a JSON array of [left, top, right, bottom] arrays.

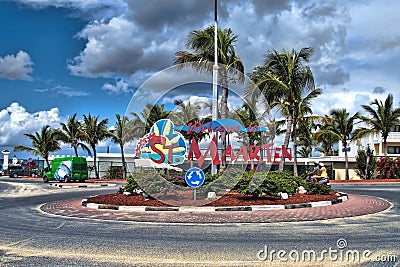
[[211, 0, 219, 175]]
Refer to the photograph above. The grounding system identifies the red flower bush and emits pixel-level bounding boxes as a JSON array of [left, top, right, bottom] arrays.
[[375, 157, 400, 179]]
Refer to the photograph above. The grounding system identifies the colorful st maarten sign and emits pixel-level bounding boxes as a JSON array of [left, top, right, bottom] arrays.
[[135, 119, 292, 166]]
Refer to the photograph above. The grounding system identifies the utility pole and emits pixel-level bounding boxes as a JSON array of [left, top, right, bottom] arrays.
[[211, 0, 219, 175]]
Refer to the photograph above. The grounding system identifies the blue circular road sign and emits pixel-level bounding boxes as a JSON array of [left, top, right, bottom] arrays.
[[185, 167, 205, 188]]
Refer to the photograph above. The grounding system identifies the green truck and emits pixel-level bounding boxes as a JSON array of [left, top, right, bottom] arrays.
[[43, 156, 88, 183]]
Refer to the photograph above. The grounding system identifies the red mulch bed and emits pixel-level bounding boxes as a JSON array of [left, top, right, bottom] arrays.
[[87, 191, 339, 207]]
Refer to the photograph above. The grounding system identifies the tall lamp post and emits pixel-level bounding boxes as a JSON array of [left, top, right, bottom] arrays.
[[211, 0, 219, 175]]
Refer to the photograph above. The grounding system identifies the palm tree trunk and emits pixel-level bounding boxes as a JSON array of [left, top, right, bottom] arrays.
[[45, 157, 50, 169], [279, 113, 293, 171], [292, 127, 299, 177], [120, 144, 126, 179], [383, 138, 388, 156], [73, 146, 78, 157], [220, 70, 228, 171], [92, 146, 99, 179]]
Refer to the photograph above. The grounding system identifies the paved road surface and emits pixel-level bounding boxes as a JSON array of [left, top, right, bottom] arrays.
[[0, 178, 399, 266]]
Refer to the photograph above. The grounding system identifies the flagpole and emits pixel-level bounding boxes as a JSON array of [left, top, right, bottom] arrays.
[[211, 0, 219, 175]]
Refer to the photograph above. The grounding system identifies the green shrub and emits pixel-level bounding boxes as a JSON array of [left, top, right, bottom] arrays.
[[124, 168, 331, 198], [234, 170, 301, 197], [375, 157, 400, 179], [103, 166, 124, 179], [198, 168, 244, 196], [355, 149, 376, 179], [162, 172, 187, 187], [303, 182, 331, 195], [124, 173, 142, 193], [258, 171, 299, 196]]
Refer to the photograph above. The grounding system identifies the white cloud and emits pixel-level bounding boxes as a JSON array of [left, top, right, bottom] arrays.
[[16, 0, 128, 20], [102, 78, 132, 94], [68, 16, 177, 79], [0, 51, 33, 81], [34, 85, 89, 97], [7, 0, 400, 124], [0, 102, 61, 146]]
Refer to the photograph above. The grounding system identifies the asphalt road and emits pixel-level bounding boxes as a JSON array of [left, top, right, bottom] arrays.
[[0, 178, 399, 267]]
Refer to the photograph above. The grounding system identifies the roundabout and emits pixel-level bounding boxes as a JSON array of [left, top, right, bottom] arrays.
[[39, 192, 391, 224], [1, 178, 399, 266]]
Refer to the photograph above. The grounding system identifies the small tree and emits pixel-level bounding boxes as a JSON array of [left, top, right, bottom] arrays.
[[110, 114, 131, 179], [59, 113, 91, 157], [81, 114, 110, 179], [14, 125, 61, 168], [355, 149, 376, 179]]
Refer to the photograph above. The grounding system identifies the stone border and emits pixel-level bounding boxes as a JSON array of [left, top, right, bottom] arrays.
[[49, 183, 117, 189], [81, 194, 348, 212]]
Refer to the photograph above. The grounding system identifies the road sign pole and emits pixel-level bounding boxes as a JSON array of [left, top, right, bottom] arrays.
[[185, 167, 205, 201]]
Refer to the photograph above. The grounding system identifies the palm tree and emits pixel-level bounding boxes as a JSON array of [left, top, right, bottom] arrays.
[[172, 99, 208, 141], [233, 99, 268, 147], [263, 118, 285, 144], [320, 109, 359, 180], [172, 99, 201, 126], [233, 100, 269, 170], [14, 125, 61, 168], [355, 94, 400, 156], [81, 114, 110, 179], [175, 25, 245, 168], [58, 113, 91, 157], [314, 117, 340, 156], [172, 99, 209, 167], [249, 47, 315, 172], [111, 114, 131, 179], [132, 103, 171, 133], [270, 88, 321, 175], [127, 113, 147, 141], [291, 88, 322, 175], [297, 119, 315, 158]]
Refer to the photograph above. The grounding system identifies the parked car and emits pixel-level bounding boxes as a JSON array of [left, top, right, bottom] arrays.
[[8, 165, 38, 178]]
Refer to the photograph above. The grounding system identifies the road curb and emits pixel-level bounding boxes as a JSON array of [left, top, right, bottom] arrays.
[[50, 183, 117, 189], [81, 194, 348, 212]]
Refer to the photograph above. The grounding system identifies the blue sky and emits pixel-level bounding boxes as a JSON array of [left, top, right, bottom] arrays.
[[0, 2, 129, 119], [1, 0, 400, 159]]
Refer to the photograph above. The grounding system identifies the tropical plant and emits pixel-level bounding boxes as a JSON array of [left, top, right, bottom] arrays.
[[171, 99, 201, 128], [58, 113, 91, 157], [81, 114, 110, 179], [263, 118, 285, 144], [355, 149, 376, 179], [131, 103, 171, 134], [14, 125, 61, 168], [233, 101, 265, 147], [355, 94, 400, 156], [297, 118, 316, 158], [249, 47, 316, 173], [319, 109, 359, 180], [175, 25, 245, 168], [313, 116, 340, 156], [292, 89, 322, 160], [172, 100, 210, 141], [127, 113, 146, 140], [375, 157, 400, 179], [272, 88, 322, 176], [110, 114, 131, 179], [234, 170, 330, 197]]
